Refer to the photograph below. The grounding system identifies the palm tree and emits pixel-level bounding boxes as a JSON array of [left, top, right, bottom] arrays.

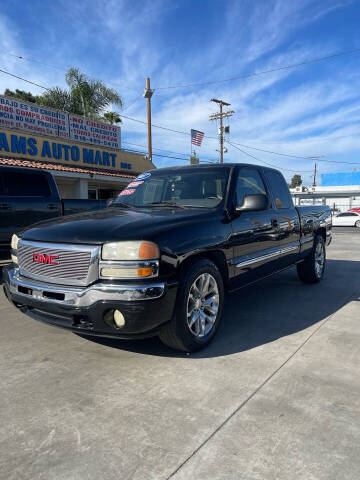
[[40, 86, 83, 114], [65, 67, 122, 118], [103, 111, 121, 125], [33, 67, 123, 118]]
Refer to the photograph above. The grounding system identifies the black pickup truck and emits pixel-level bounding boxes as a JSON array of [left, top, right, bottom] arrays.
[[3, 163, 332, 352], [0, 166, 106, 264]]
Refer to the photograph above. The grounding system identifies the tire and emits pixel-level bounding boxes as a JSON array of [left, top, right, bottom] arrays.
[[297, 235, 326, 284], [355, 220, 360, 228], [159, 259, 224, 352]]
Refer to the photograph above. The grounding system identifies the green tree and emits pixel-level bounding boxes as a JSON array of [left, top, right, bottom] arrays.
[[65, 67, 122, 118], [3, 67, 123, 119], [4, 88, 40, 103], [289, 174, 302, 189], [40, 86, 82, 114], [103, 111, 121, 124]]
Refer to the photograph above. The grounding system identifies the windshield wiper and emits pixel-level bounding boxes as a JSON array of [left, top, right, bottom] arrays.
[[147, 201, 188, 209]]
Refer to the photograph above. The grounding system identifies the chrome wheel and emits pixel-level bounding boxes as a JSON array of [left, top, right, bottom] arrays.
[[315, 241, 325, 278], [186, 273, 219, 337], [355, 220, 360, 228]]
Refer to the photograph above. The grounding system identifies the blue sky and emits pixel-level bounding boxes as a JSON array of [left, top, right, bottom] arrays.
[[0, 0, 360, 183]]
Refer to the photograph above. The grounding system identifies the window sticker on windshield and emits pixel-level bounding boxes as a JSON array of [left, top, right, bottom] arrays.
[[128, 181, 144, 188], [136, 172, 151, 181], [119, 189, 136, 196]]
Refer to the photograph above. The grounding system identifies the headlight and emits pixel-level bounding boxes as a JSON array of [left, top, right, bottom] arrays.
[[11, 234, 19, 264], [101, 241, 159, 261], [100, 241, 159, 279], [11, 234, 19, 250]]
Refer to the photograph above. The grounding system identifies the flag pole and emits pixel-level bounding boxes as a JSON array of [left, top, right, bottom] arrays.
[[190, 129, 192, 158]]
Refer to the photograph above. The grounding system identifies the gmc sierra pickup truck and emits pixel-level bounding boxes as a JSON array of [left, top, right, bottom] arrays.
[[3, 163, 332, 352], [0, 166, 106, 264]]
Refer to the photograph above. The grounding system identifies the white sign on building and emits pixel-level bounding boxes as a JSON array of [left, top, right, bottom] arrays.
[[69, 114, 121, 149], [0, 95, 69, 138], [0, 95, 121, 149]]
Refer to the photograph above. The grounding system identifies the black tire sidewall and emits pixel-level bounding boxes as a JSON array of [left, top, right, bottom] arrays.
[[174, 259, 224, 350]]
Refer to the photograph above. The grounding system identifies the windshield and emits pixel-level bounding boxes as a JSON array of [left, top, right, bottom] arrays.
[[113, 167, 230, 209]]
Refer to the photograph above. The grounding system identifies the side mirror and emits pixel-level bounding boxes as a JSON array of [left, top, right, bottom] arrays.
[[106, 198, 114, 208], [236, 194, 268, 212]]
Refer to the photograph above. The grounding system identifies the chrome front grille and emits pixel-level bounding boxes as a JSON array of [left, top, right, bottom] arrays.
[[17, 240, 100, 286]]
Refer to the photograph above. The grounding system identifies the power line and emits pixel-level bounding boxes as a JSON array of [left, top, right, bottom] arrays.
[[227, 139, 321, 159], [123, 141, 188, 156], [125, 147, 213, 163], [122, 94, 143, 112], [121, 113, 325, 159], [120, 113, 197, 136], [156, 48, 360, 90], [6, 47, 360, 95], [1, 65, 359, 167], [1, 52, 142, 109], [228, 140, 360, 165], [4, 52, 66, 72], [227, 141, 313, 173], [2, 51, 136, 92], [0, 68, 50, 91], [123, 141, 217, 163], [306, 158, 360, 166], [124, 148, 189, 161]]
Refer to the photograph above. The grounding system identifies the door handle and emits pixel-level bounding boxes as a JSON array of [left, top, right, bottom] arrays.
[[47, 204, 59, 210], [0, 204, 12, 210]]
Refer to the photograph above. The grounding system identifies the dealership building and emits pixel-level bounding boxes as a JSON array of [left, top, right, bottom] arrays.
[[0, 95, 155, 199], [291, 172, 360, 212]]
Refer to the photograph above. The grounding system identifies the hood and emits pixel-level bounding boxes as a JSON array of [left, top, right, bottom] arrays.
[[20, 206, 211, 245]]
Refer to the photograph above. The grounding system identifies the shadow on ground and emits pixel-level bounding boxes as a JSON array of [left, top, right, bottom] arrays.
[[79, 258, 360, 358]]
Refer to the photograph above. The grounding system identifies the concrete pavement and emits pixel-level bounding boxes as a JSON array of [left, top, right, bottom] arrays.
[[0, 232, 359, 480]]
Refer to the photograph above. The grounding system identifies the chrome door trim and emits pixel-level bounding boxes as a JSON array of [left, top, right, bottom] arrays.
[[235, 249, 281, 268], [280, 245, 299, 254], [234, 241, 300, 268]]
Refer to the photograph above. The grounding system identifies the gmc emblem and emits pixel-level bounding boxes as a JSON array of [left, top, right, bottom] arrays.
[[33, 253, 59, 265]]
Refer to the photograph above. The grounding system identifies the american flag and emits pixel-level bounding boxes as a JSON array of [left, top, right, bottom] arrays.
[[191, 129, 205, 146]]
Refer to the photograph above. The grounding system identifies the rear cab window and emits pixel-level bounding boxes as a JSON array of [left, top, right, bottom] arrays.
[[263, 170, 293, 209], [2, 171, 51, 197]]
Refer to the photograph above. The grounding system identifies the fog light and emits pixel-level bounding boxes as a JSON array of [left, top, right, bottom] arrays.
[[114, 309, 125, 328], [104, 309, 126, 329]]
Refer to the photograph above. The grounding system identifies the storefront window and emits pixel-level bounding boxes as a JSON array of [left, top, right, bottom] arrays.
[[88, 188, 98, 200]]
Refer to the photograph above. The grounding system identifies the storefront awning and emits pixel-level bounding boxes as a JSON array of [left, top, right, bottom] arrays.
[[0, 156, 137, 179]]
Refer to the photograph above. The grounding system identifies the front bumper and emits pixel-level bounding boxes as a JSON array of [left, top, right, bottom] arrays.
[[3, 267, 177, 339]]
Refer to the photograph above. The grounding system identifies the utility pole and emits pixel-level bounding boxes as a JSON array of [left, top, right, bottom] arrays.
[[209, 99, 234, 163], [143, 77, 154, 163], [312, 162, 317, 187]]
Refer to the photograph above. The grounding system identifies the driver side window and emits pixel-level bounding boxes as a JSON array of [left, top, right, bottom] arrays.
[[236, 168, 267, 207]]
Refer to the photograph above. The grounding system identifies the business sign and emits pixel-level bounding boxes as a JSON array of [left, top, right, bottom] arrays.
[[0, 129, 120, 170], [0, 95, 121, 149], [0, 128, 159, 174], [0, 95, 69, 138], [69, 114, 121, 149]]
